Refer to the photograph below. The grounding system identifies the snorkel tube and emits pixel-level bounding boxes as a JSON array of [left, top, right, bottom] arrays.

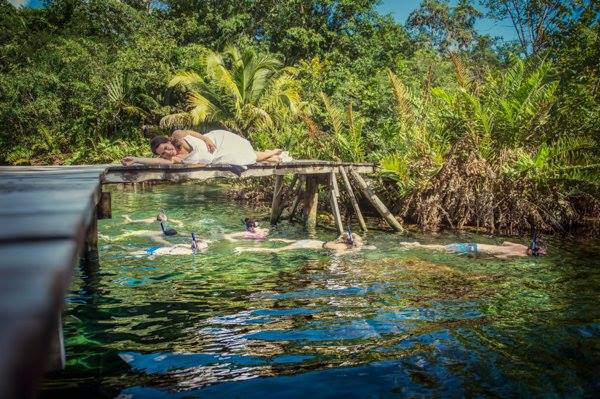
[[347, 225, 355, 247], [191, 232, 199, 253], [529, 226, 540, 257], [159, 210, 177, 236]]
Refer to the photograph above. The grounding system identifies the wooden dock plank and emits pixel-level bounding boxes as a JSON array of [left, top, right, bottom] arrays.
[[0, 189, 99, 215], [0, 240, 78, 399], [0, 213, 87, 244], [102, 161, 375, 183]]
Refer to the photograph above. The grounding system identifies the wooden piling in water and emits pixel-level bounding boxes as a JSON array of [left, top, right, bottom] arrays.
[[85, 216, 98, 252], [270, 175, 285, 225], [303, 176, 319, 233], [289, 176, 304, 221], [97, 191, 112, 219], [339, 167, 367, 232], [349, 168, 404, 233], [328, 171, 344, 235]]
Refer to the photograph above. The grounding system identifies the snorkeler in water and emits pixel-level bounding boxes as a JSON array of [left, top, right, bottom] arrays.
[[132, 233, 209, 257], [224, 218, 270, 241], [104, 210, 180, 246], [122, 210, 184, 227], [234, 232, 375, 254], [399, 240, 546, 259]]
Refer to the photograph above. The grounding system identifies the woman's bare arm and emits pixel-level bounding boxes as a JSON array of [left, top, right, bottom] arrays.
[[171, 129, 217, 153], [122, 156, 178, 166]]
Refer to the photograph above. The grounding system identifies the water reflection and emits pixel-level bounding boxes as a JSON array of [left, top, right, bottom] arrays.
[[41, 184, 600, 398]]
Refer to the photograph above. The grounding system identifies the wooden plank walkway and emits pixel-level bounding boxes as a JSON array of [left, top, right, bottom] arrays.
[[102, 160, 375, 183], [0, 166, 105, 399], [0, 160, 393, 398]]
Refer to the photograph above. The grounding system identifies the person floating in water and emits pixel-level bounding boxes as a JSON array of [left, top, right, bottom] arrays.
[[224, 218, 269, 241], [103, 210, 180, 246], [399, 240, 546, 259], [122, 211, 183, 228], [132, 233, 209, 257], [234, 232, 375, 254]]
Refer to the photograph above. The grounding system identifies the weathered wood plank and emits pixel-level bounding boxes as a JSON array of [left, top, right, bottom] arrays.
[[97, 192, 112, 219], [0, 189, 99, 216], [0, 213, 86, 244], [270, 176, 285, 225], [0, 240, 78, 399], [288, 176, 304, 221], [303, 176, 319, 234], [349, 168, 404, 233], [328, 172, 344, 235], [102, 162, 375, 183], [339, 167, 367, 232]]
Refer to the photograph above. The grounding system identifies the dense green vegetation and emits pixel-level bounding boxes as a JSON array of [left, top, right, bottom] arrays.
[[1, 0, 598, 233]]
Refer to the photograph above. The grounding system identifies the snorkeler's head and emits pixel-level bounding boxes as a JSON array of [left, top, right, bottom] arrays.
[[527, 245, 547, 256], [339, 232, 362, 246], [243, 218, 259, 232], [156, 211, 168, 222]]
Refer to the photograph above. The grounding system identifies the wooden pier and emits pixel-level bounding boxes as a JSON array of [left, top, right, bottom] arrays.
[[0, 161, 402, 398]]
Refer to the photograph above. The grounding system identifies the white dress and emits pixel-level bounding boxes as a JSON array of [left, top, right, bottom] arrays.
[[182, 130, 257, 166]]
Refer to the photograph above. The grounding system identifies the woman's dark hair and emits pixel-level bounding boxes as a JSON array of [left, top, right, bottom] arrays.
[[243, 218, 258, 230], [150, 136, 170, 155]]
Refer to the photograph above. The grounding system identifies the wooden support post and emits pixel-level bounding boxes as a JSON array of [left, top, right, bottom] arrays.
[[328, 171, 344, 235], [303, 175, 319, 234], [97, 191, 112, 219], [270, 175, 285, 225], [48, 314, 66, 371], [85, 216, 98, 252], [339, 167, 367, 232], [349, 168, 404, 233], [289, 176, 304, 221]]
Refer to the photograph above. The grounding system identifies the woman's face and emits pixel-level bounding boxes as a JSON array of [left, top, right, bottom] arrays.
[[155, 142, 178, 159]]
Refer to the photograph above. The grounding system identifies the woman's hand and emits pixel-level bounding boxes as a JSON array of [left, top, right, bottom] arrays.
[[201, 136, 217, 153], [122, 156, 137, 166]]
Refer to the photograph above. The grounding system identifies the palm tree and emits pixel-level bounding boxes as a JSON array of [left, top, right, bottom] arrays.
[[163, 46, 302, 135]]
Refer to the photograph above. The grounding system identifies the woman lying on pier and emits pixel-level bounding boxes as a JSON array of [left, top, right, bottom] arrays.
[[121, 129, 290, 167], [224, 218, 270, 241], [399, 240, 546, 259], [234, 232, 375, 254]]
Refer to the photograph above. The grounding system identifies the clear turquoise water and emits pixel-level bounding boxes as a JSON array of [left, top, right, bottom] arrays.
[[42, 184, 600, 398]]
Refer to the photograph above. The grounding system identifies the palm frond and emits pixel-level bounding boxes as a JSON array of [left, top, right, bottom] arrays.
[[388, 69, 414, 124], [168, 71, 204, 89], [160, 113, 193, 130], [321, 93, 343, 137]]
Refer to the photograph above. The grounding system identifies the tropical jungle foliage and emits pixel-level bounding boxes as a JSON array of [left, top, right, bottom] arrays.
[[0, 0, 598, 234]]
